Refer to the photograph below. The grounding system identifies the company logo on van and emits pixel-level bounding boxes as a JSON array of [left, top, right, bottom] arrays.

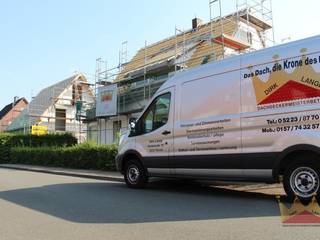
[[277, 196, 320, 225], [247, 49, 320, 109]]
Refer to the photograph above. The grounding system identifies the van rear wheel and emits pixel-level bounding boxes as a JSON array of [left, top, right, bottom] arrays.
[[283, 159, 320, 201], [124, 160, 148, 188]]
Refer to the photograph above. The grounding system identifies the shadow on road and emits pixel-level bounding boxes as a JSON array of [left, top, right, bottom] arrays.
[[0, 179, 279, 223]]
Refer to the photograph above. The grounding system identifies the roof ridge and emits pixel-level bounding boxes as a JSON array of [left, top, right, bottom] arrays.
[[39, 74, 79, 92], [0, 97, 28, 120], [140, 12, 238, 51]]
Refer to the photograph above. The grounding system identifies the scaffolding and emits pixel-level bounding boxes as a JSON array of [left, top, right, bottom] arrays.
[[119, 41, 128, 72], [236, 0, 275, 48], [92, 39, 169, 117], [169, 0, 275, 73], [87, 0, 276, 144], [209, 0, 225, 58], [92, 0, 275, 112], [175, 27, 187, 72], [208, 0, 274, 55]]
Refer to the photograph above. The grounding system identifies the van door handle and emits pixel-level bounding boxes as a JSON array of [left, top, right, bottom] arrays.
[[162, 130, 171, 135]]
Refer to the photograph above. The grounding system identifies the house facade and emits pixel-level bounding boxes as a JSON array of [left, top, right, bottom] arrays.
[[7, 74, 94, 141], [0, 97, 28, 132]]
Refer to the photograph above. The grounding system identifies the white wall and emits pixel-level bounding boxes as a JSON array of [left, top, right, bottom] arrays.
[[88, 115, 129, 145], [37, 80, 95, 142]]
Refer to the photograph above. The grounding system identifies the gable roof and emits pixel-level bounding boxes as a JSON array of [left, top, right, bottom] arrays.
[[0, 98, 28, 120], [6, 74, 86, 131], [115, 10, 271, 82], [28, 75, 77, 117], [116, 15, 240, 82]]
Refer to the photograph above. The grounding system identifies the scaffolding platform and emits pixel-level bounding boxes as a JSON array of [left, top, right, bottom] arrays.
[[213, 33, 250, 50], [239, 10, 272, 30]]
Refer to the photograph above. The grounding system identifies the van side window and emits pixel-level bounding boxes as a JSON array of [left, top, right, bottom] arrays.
[[144, 107, 154, 133], [153, 93, 170, 129], [137, 92, 171, 135]]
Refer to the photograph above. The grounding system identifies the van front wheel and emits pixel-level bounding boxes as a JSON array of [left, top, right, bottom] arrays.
[[124, 160, 148, 188], [283, 160, 320, 201]]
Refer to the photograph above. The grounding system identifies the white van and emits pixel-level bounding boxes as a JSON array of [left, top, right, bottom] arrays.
[[116, 35, 320, 200]]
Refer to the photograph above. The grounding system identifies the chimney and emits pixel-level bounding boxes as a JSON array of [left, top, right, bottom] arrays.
[[13, 96, 19, 105], [192, 17, 203, 30]]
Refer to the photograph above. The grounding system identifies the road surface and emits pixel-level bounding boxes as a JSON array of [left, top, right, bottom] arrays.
[[0, 168, 319, 240]]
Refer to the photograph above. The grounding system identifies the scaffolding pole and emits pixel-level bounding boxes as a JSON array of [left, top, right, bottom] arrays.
[[209, 0, 224, 59], [236, 0, 275, 48], [144, 40, 147, 100], [174, 26, 186, 72]]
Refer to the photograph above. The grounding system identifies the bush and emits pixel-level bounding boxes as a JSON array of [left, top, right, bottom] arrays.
[[10, 142, 118, 171], [3, 133, 77, 147], [0, 133, 13, 163], [0, 133, 77, 163]]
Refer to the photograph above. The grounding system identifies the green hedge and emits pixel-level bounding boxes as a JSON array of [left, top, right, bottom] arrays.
[[0, 133, 77, 163], [10, 142, 118, 171], [0, 134, 12, 163], [0, 133, 77, 147]]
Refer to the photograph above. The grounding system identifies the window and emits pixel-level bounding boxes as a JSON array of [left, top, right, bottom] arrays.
[[135, 92, 171, 135], [72, 84, 83, 105], [55, 109, 66, 131], [113, 121, 121, 143], [144, 109, 154, 133], [153, 94, 170, 129], [247, 32, 253, 45], [235, 27, 252, 45], [77, 85, 83, 101]]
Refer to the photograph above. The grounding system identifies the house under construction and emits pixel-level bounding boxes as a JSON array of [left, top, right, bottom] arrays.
[[86, 0, 275, 144], [7, 74, 95, 142]]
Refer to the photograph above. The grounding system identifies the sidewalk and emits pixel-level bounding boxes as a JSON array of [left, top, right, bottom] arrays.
[[0, 164, 285, 196], [0, 164, 124, 182], [211, 182, 284, 196]]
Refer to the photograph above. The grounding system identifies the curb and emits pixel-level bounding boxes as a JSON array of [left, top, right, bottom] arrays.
[[0, 165, 124, 182]]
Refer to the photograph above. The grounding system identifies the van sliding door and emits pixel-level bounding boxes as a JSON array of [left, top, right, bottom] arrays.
[[173, 58, 242, 177]]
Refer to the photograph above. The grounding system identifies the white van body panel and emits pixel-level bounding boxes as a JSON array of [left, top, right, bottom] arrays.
[[174, 57, 241, 157], [118, 132, 135, 156], [240, 36, 320, 156], [117, 35, 320, 181]]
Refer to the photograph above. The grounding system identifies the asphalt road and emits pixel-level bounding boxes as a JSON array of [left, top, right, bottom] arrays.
[[0, 168, 319, 240]]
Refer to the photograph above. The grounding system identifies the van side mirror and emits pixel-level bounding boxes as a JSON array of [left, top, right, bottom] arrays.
[[129, 118, 137, 131]]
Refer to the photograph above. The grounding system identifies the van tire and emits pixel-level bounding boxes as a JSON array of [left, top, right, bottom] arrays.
[[124, 159, 148, 188], [283, 159, 320, 201]]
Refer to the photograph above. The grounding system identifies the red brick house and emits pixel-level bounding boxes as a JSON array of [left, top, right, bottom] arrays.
[[0, 97, 28, 132]]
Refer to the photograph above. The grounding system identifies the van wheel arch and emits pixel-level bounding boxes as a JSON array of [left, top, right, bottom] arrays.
[[274, 145, 320, 178], [121, 151, 146, 174]]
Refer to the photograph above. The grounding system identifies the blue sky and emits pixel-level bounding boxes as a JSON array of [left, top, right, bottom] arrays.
[[1, 0, 320, 109]]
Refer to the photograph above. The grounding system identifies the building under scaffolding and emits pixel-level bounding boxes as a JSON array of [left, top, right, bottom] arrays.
[[86, 0, 275, 144], [7, 74, 95, 142]]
